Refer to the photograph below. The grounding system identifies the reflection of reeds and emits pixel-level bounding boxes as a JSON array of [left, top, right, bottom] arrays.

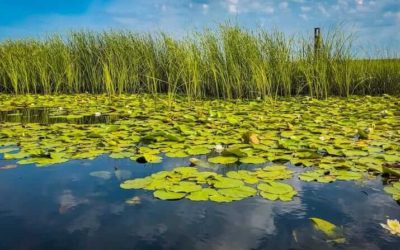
[[0, 24, 398, 98]]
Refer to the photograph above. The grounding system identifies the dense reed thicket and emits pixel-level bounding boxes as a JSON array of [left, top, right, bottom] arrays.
[[0, 25, 399, 98]]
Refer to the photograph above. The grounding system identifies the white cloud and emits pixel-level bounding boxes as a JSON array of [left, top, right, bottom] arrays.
[[299, 13, 308, 20], [0, 0, 398, 52], [279, 2, 289, 10], [356, 0, 364, 5], [300, 6, 311, 12], [228, 4, 238, 14]]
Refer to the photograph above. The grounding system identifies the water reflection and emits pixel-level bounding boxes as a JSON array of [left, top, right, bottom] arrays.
[[0, 156, 399, 250], [0, 107, 121, 124]]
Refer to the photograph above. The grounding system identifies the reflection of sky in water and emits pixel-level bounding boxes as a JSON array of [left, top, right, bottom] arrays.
[[0, 156, 399, 250]]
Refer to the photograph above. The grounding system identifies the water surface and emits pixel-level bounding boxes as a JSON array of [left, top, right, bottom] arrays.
[[0, 155, 399, 250]]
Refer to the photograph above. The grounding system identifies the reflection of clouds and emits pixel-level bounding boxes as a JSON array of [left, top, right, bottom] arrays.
[[114, 169, 131, 181], [336, 185, 400, 246], [2, 155, 400, 249], [117, 195, 305, 250], [194, 201, 277, 250], [58, 189, 89, 214], [115, 159, 308, 250], [67, 207, 102, 235]]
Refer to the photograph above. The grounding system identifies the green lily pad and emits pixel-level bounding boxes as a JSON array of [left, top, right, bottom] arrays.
[[120, 177, 153, 189], [310, 217, 339, 237], [135, 154, 162, 163], [167, 181, 202, 193], [212, 177, 244, 189], [258, 181, 297, 201], [239, 156, 266, 164], [217, 185, 257, 198], [153, 190, 186, 200], [165, 151, 189, 158], [186, 147, 211, 155], [186, 188, 219, 201], [208, 156, 238, 164]]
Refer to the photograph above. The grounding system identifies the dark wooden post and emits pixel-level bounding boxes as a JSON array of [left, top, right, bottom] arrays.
[[314, 27, 321, 56]]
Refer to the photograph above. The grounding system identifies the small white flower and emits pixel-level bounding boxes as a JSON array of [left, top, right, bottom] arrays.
[[214, 144, 224, 153], [58, 107, 63, 111], [95, 112, 101, 117]]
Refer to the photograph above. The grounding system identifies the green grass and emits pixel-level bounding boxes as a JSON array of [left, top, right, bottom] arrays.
[[0, 24, 399, 98]]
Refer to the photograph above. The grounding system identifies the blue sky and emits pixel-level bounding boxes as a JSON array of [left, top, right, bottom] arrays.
[[0, 0, 399, 52]]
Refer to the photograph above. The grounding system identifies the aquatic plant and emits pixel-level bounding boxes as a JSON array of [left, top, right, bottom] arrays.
[[120, 166, 294, 202], [0, 94, 399, 202], [380, 219, 400, 236], [0, 25, 398, 98]]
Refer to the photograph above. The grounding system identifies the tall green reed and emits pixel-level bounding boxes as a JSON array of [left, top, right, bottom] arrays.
[[0, 24, 398, 99]]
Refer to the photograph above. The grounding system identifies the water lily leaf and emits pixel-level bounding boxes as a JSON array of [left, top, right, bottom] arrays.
[[279, 191, 297, 201], [109, 152, 133, 159], [342, 149, 368, 157], [317, 175, 336, 183], [153, 190, 186, 200], [384, 182, 400, 201], [332, 170, 363, 181], [383, 166, 400, 177], [310, 217, 338, 237], [217, 185, 257, 198], [239, 156, 266, 164], [212, 177, 244, 189], [259, 192, 279, 200], [258, 182, 294, 195], [222, 148, 248, 157], [164, 133, 185, 142], [189, 158, 217, 170], [167, 181, 202, 193], [383, 154, 400, 162], [173, 167, 198, 175], [3, 151, 30, 160], [209, 193, 235, 203], [299, 171, 322, 182], [186, 147, 210, 155], [242, 132, 260, 144], [165, 151, 188, 158], [135, 154, 162, 163], [186, 188, 218, 201], [0, 147, 19, 154], [208, 156, 238, 164], [120, 177, 153, 189]]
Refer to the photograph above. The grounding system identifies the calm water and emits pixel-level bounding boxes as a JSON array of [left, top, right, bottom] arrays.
[[0, 155, 399, 250], [1, 106, 400, 250]]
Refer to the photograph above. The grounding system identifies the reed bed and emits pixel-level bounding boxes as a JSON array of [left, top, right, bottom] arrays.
[[0, 25, 399, 99]]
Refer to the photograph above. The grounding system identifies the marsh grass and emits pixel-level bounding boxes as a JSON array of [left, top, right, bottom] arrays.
[[0, 24, 398, 98]]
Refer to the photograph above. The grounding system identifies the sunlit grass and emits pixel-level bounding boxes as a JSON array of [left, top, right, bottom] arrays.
[[0, 24, 398, 98]]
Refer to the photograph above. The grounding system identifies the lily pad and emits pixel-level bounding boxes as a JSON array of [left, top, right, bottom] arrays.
[[153, 190, 186, 200], [239, 156, 266, 164], [208, 156, 238, 164]]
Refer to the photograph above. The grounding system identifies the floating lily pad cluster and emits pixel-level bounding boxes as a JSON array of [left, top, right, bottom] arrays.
[[121, 165, 296, 202], [0, 94, 399, 201], [299, 169, 363, 183], [384, 182, 400, 201]]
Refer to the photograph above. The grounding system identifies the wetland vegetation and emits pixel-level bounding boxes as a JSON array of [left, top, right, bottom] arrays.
[[0, 25, 400, 249], [0, 25, 399, 98]]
